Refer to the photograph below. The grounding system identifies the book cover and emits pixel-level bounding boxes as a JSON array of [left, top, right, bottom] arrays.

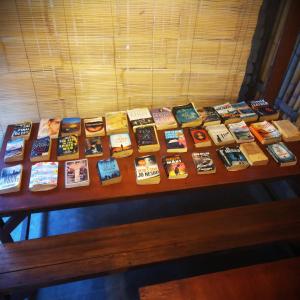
[[163, 155, 188, 178], [135, 126, 158, 146], [84, 117, 105, 137], [127, 108, 155, 128], [0, 164, 23, 194], [272, 119, 300, 142], [217, 146, 249, 170], [57, 135, 78, 157], [192, 152, 216, 174], [30, 136, 51, 160], [206, 124, 235, 145], [65, 159, 89, 188], [250, 99, 278, 117], [4, 138, 25, 162], [151, 107, 177, 128], [97, 158, 121, 183], [232, 102, 257, 121], [228, 121, 254, 143], [199, 107, 221, 125], [61, 117, 81, 136], [85, 136, 103, 157], [240, 142, 269, 166], [190, 128, 211, 145], [213, 103, 240, 123], [105, 111, 128, 134], [135, 155, 160, 182], [37, 118, 61, 139], [250, 121, 281, 142], [164, 129, 187, 150], [11, 121, 32, 139], [266, 142, 297, 165], [110, 133, 132, 154], [172, 103, 200, 124], [29, 162, 58, 191]]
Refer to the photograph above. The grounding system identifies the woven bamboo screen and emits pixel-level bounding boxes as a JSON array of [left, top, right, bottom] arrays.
[[0, 0, 262, 140]]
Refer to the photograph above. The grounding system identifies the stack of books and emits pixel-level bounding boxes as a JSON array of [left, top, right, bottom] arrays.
[[239, 142, 269, 166], [97, 158, 122, 185], [250, 99, 279, 121], [0, 164, 23, 194], [213, 103, 241, 124], [206, 124, 235, 146], [151, 107, 177, 130], [227, 121, 255, 143], [272, 119, 300, 142], [4, 138, 25, 163], [164, 129, 187, 153], [231, 101, 258, 123], [109, 133, 133, 158], [135, 125, 160, 153], [65, 159, 90, 188], [163, 155, 188, 179], [266, 142, 297, 167], [217, 146, 249, 171], [134, 155, 160, 185], [249, 121, 281, 145], [172, 103, 202, 128]]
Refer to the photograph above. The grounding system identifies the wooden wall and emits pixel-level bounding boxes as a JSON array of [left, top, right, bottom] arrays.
[[0, 0, 262, 142]]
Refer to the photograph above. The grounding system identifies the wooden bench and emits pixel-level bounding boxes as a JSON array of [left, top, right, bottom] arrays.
[[1, 199, 300, 296]]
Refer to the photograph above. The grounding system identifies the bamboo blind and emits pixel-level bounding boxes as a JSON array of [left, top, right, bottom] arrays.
[[0, 0, 262, 142]]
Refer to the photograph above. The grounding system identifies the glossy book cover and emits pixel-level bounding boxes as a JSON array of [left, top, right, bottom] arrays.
[[97, 158, 121, 182], [30, 136, 51, 158], [135, 155, 160, 181], [57, 135, 78, 156], [172, 103, 199, 124], [164, 130, 187, 149]]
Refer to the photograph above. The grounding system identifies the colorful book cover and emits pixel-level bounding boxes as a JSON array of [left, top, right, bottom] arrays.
[[151, 107, 177, 127], [190, 128, 210, 145], [163, 155, 187, 178], [135, 155, 160, 181], [192, 152, 215, 173], [4, 138, 24, 161], [199, 107, 221, 124], [37, 118, 61, 139], [85, 136, 103, 156], [65, 159, 89, 187], [12, 121, 32, 139], [250, 121, 281, 141], [61, 117, 81, 135], [217, 146, 249, 168], [266, 142, 297, 164], [250, 99, 278, 117], [127, 108, 155, 127], [135, 126, 158, 146], [84, 117, 105, 137], [110, 133, 132, 154], [172, 103, 200, 124], [0, 165, 22, 193], [29, 162, 58, 190], [213, 103, 240, 122], [228, 121, 254, 142], [232, 102, 257, 120], [97, 158, 121, 182], [30, 136, 51, 159], [164, 129, 187, 150], [57, 135, 78, 156]]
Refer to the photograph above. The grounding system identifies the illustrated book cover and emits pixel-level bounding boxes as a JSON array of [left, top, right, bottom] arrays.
[[97, 158, 122, 185], [162, 155, 188, 179], [61, 117, 81, 136], [213, 103, 241, 124], [217, 146, 250, 171], [249, 121, 281, 144], [57, 135, 79, 161], [192, 152, 216, 174], [266, 142, 297, 167], [189, 127, 211, 148], [84, 117, 105, 137], [151, 107, 177, 130], [11, 121, 32, 140], [4, 138, 25, 163], [85, 136, 103, 157], [134, 155, 160, 185], [172, 102, 201, 127], [109, 133, 133, 158], [231, 101, 258, 122], [164, 129, 187, 152], [0, 164, 23, 194], [135, 125, 160, 153], [65, 159, 90, 188], [37, 118, 61, 139], [228, 121, 255, 143], [30, 136, 52, 162]]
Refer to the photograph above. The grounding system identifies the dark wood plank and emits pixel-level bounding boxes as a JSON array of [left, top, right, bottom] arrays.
[[139, 257, 300, 300], [0, 199, 299, 293], [1, 123, 300, 215]]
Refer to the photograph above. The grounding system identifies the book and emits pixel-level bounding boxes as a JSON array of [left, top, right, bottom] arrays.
[[227, 121, 255, 143], [240, 142, 269, 166], [109, 133, 133, 158], [37, 118, 61, 139], [134, 155, 160, 185], [213, 103, 241, 124], [11, 121, 32, 140], [0, 164, 23, 194], [127, 108, 155, 131], [4, 138, 25, 163], [217, 146, 250, 171], [84, 117, 105, 137], [272, 119, 300, 142], [231, 101, 258, 122], [163, 155, 188, 179], [206, 124, 235, 146], [151, 107, 178, 130], [84, 136, 103, 157], [105, 111, 129, 135], [29, 162, 58, 192], [65, 159, 90, 188], [189, 127, 212, 148], [249, 121, 281, 145], [61, 117, 81, 137], [198, 107, 221, 127], [266, 142, 297, 167], [172, 102, 202, 128], [30, 136, 52, 162], [97, 158, 122, 185], [250, 99, 280, 121], [164, 129, 187, 153], [135, 125, 160, 153], [192, 152, 216, 174], [57, 135, 79, 161]]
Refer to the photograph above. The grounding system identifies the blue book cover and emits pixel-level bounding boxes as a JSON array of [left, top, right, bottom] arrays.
[[164, 129, 187, 150], [266, 142, 296, 164], [172, 103, 199, 124], [97, 158, 121, 182]]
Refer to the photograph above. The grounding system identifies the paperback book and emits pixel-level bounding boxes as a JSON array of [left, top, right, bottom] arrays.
[[198, 107, 221, 127], [30, 136, 52, 162], [11, 121, 32, 140], [84, 117, 105, 137], [192, 152, 216, 174], [37, 118, 61, 139], [172, 102, 202, 128], [217, 146, 250, 171], [105, 111, 129, 135], [213, 103, 241, 124], [228, 121, 255, 143], [97, 158, 122, 185], [164, 129, 187, 153], [189, 127, 211, 148], [266, 142, 297, 167], [240, 142, 269, 166], [57, 135, 79, 161], [250, 99, 279, 121], [135, 125, 160, 153], [4, 138, 25, 163], [151, 107, 177, 130], [231, 101, 258, 122], [65, 159, 90, 188], [163, 155, 188, 179], [29, 162, 58, 192], [134, 155, 160, 185], [61, 117, 81, 136], [249, 121, 281, 145], [109, 133, 133, 158], [272, 119, 300, 142], [206, 124, 235, 146], [0, 164, 23, 194], [127, 108, 155, 131], [84, 136, 103, 157]]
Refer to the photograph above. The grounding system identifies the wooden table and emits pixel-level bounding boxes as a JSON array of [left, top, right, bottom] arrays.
[[1, 123, 300, 243], [139, 257, 300, 300]]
